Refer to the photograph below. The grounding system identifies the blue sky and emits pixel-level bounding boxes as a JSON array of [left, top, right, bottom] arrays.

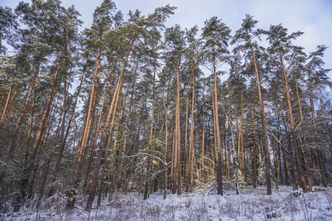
[[2, 0, 332, 79]]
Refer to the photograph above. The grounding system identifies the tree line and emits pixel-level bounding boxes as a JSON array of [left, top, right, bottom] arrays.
[[0, 0, 331, 212]]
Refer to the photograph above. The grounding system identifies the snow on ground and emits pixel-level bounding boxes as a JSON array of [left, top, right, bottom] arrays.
[[1, 186, 332, 221]]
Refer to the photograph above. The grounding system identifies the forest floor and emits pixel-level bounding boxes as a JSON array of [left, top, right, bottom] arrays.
[[2, 185, 332, 221]]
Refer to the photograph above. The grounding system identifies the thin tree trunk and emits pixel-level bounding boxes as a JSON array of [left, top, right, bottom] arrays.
[[200, 86, 206, 183], [174, 60, 181, 195], [0, 86, 12, 124], [144, 68, 156, 199], [184, 97, 189, 192], [251, 109, 258, 188], [187, 66, 196, 191], [229, 111, 239, 195], [163, 90, 169, 199]]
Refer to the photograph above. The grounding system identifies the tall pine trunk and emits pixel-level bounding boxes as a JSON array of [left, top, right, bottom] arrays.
[[252, 51, 272, 195], [212, 53, 223, 195], [187, 66, 196, 191]]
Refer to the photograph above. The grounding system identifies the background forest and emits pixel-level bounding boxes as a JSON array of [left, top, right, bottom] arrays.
[[0, 0, 331, 213]]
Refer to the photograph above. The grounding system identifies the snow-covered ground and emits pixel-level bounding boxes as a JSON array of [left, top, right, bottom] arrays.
[[2, 186, 332, 221]]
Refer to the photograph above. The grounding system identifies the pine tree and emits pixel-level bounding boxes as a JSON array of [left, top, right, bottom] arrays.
[[261, 24, 308, 191], [164, 25, 185, 195], [305, 45, 332, 187], [184, 26, 201, 192], [232, 15, 272, 194], [201, 16, 231, 195]]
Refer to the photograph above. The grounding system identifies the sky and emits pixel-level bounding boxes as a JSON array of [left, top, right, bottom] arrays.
[[2, 0, 332, 80]]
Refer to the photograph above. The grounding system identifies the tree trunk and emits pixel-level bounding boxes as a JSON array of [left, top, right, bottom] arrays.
[[187, 66, 196, 191], [212, 53, 223, 195], [184, 97, 189, 192], [163, 88, 169, 199], [251, 109, 258, 188], [294, 79, 312, 191], [174, 60, 181, 195], [200, 86, 206, 183], [0, 86, 12, 124], [252, 51, 272, 195]]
